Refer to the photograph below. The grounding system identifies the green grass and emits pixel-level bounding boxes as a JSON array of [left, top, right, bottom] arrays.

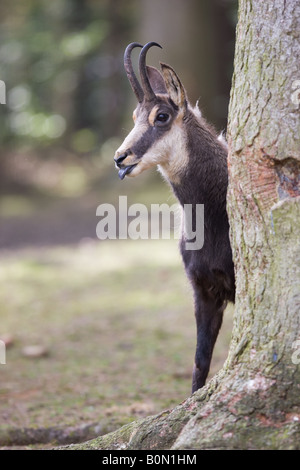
[[0, 236, 233, 447]]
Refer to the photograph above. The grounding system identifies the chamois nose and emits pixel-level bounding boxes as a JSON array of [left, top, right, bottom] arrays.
[[114, 151, 129, 167]]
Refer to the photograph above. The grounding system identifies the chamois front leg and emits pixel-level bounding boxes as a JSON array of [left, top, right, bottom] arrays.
[[192, 286, 225, 393]]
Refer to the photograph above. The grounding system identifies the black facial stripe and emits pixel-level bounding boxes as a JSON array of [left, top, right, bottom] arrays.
[[168, 97, 179, 111], [131, 126, 165, 159]]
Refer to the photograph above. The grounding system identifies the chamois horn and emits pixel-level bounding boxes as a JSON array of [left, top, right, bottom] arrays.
[[139, 42, 162, 101], [124, 42, 144, 103]]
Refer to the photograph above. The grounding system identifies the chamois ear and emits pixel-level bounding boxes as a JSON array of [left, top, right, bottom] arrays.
[[160, 62, 187, 109], [146, 66, 167, 95]]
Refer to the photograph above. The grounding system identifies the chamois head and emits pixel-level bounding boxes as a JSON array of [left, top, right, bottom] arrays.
[[114, 42, 192, 183]]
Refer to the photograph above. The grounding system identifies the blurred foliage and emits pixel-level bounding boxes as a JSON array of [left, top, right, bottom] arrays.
[[0, 0, 137, 152], [0, 0, 237, 197]]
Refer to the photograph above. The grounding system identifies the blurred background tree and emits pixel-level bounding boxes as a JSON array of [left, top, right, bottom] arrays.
[[0, 0, 237, 244]]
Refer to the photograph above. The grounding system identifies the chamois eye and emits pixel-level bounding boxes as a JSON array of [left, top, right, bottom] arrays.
[[155, 113, 169, 123]]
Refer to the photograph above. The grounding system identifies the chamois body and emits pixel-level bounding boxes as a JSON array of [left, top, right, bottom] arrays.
[[114, 42, 235, 392], [171, 110, 235, 390]]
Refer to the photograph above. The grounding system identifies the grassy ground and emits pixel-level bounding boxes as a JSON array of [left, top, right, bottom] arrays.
[[0, 182, 233, 449], [0, 239, 233, 448]]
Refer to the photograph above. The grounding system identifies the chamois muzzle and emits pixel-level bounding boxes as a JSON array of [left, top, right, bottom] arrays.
[[114, 151, 137, 180], [124, 41, 162, 102], [114, 151, 129, 166]]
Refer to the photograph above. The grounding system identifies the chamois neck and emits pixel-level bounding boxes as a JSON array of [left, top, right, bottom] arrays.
[[171, 111, 228, 212]]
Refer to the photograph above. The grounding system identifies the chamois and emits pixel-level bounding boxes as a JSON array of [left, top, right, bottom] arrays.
[[114, 42, 235, 392]]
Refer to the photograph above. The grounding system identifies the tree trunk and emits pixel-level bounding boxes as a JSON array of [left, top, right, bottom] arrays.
[[137, 0, 235, 130], [63, 0, 300, 450]]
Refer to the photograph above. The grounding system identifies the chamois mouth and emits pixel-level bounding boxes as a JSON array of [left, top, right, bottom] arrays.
[[118, 164, 138, 180]]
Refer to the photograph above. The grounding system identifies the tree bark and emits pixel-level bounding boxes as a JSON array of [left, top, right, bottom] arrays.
[[62, 0, 300, 450]]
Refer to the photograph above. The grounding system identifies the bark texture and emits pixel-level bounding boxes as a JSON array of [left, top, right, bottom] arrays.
[[61, 0, 300, 450]]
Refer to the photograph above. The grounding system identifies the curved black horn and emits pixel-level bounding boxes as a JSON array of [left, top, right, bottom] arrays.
[[124, 42, 144, 103], [139, 42, 162, 101]]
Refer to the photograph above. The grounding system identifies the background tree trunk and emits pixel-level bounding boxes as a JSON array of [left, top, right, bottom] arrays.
[[64, 0, 300, 450], [137, 0, 236, 131]]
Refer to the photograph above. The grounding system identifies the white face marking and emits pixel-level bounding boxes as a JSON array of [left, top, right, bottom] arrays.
[[115, 109, 148, 159], [126, 119, 188, 184], [147, 122, 188, 184], [115, 103, 189, 184]]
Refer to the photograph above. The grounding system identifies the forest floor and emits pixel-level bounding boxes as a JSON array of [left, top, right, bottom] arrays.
[[0, 185, 233, 449]]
